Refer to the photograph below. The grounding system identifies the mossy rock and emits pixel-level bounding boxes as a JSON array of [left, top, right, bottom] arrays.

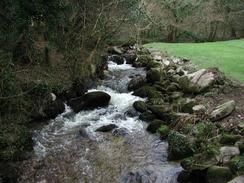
[[133, 86, 163, 98], [128, 76, 146, 91], [146, 68, 165, 83], [146, 61, 161, 70], [147, 97, 165, 106], [168, 131, 194, 160], [139, 111, 156, 122], [148, 105, 172, 121], [157, 125, 170, 139], [220, 134, 241, 145], [136, 54, 153, 67], [206, 166, 233, 183], [133, 101, 147, 113], [146, 120, 167, 134], [229, 156, 244, 174]]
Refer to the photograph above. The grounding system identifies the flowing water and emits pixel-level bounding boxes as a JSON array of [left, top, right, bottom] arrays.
[[20, 60, 182, 183]]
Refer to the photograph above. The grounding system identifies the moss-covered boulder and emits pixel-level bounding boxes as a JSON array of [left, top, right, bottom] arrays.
[[168, 131, 194, 160], [128, 76, 146, 91], [146, 68, 165, 83], [157, 125, 170, 139], [139, 111, 156, 122], [229, 156, 244, 174], [133, 86, 162, 98], [210, 100, 236, 122], [133, 101, 147, 113], [206, 166, 233, 183], [146, 61, 161, 70], [148, 105, 172, 121], [146, 120, 167, 134]]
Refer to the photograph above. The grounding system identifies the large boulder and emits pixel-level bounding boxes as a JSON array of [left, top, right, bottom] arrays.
[[95, 124, 118, 132], [228, 175, 244, 183], [133, 101, 147, 113], [110, 55, 124, 65], [206, 166, 233, 183], [168, 131, 194, 160], [68, 91, 111, 112], [217, 146, 240, 164], [210, 100, 236, 121], [128, 76, 146, 91], [178, 69, 218, 93]]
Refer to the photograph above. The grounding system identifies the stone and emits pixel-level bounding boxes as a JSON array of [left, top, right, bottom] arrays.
[[193, 105, 207, 115], [218, 146, 240, 164], [43, 100, 65, 119], [128, 76, 146, 91], [112, 128, 129, 136], [110, 55, 124, 65], [206, 166, 233, 183], [146, 68, 164, 83], [146, 120, 166, 134], [78, 128, 89, 138], [95, 124, 118, 132], [133, 86, 162, 98], [133, 101, 147, 113], [139, 111, 156, 122], [227, 175, 244, 183], [148, 105, 172, 121], [68, 91, 111, 113], [210, 100, 236, 121], [168, 131, 194, 160]]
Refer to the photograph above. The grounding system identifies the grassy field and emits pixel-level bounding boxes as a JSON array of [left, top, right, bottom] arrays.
[[144, 39, 244, 82]]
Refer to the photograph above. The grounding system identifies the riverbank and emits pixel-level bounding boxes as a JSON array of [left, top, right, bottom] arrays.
[[144, 39, 244, 82]]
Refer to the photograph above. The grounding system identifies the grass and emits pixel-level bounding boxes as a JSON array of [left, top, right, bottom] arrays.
[[144, 39, 244, 82]]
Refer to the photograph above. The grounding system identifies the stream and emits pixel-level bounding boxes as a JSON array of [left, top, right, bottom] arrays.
[[20, 60, 182, 183]]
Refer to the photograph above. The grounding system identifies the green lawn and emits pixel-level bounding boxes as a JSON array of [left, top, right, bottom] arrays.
[[144, 39, 244, 82]]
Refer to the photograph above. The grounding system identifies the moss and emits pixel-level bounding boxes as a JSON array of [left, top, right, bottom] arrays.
[[0, 123, 33, 161], [157, 125, 170, 139], [206, 166, 233, 183], [168, 131, 194, 160], [133, 101, 147, 113], [229, 156, 244, 174], [139, 111, 156, 122], [133, 86, 163, 98]]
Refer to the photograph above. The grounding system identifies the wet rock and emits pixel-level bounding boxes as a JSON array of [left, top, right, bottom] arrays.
[[218, 146, 240, 164], [112, 128, 129, 136], [139, 111, 156, 122], [210, 100, 236, 121], [228, 175, 244, 183], [110, 55, 124, 65], [146, 120, 166, 133], [44, 99, 65, 119], [219, 134, 241, 145], [206, 166, 233, 183], [168, 131, 194, 160], [123, 53, 137, 64], [229, 156, 244, 174], [108, 46, 123, 55], [128, 76, 147, 91], [68, 91, 111, 112], [133, 101, 147, 113], [95, 124, 118, 132], [78, 128, 89, 138], [125, 108, 139, 117]]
